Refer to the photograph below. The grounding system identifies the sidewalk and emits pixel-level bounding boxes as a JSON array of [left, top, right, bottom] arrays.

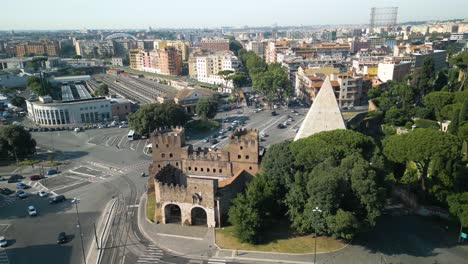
[[137, 194, 335, 264]]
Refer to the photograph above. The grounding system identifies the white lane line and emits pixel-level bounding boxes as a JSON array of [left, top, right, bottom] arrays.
[[118, 135, 127, 148], [155, 233, 203, 240], [130, 142, 135, 150], [105, 136, 115, 146], [135, 139, 142, 151]]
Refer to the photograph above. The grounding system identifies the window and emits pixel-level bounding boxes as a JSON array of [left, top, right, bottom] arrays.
[[245, 155, 249, 159], [166, 144, 169, 148], [169, 153, 173, 158], [188, 166, 192, 171], [155, 144, 159, 148], [240, 146, 243, 150], [237, 155, 241, 159], [201, 168, 204, 172], [207, 168, 210, 172], [213, 168, 216, 173], [195, 167, 198, 171], [176, 162, 179, 167], [161, 153, 165, 158], [249, 166, 252, 170], [157, 164, 161, 168], [219, 169, 222, 173]]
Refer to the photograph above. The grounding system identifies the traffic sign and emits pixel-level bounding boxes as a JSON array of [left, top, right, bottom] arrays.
[[461, 232, 467, 239]]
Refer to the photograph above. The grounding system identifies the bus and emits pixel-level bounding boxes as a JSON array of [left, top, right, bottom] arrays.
[[127, 130, 136, 141]]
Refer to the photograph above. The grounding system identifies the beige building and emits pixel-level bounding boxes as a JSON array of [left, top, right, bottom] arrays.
[[148, 127, 259, 227], [15, 41, 59, 57], [195, 52, 239, 90], [154, 40, 189, 61]]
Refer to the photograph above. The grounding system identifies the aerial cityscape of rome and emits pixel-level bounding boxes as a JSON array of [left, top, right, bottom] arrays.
[[0, 0, 468, 263]]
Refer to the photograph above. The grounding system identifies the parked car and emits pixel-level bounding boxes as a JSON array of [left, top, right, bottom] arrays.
[[38, 191, 48, 197], [271, 111, 277, 116], [0, 236, 7, 247], [277, 124, 286, 129], [8, 174, 23, 183], [27, 205, 37, 216], [30, 175, 44, 181], [57, 232, 67, 244], [119, 124, 128, 128], [46, 169, 58, 175], [202, 138, 209, 143], [210, 138, 219, 144], [49, 195, 66, 204], [0, 188, 14, 195], [16, 183, 29, 189], [0, 176, 5, 181], [16, 190, 27, 199]]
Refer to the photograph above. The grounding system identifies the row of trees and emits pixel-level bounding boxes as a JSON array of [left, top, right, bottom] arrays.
[[27, 75, 52, 96], [238, 50, 291, 106], [0, 125, 36, 162]]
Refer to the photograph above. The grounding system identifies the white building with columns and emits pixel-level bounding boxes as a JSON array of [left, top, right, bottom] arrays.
[[26, 96, 111, 126]]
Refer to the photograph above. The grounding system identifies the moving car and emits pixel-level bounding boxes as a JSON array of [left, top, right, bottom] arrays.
[[271, 111, 277, 116], [27, 205, 37, 216], [57, 232, 67, 244], [0, 176, 5, 181], [0, 236, 7, 247], [38, 191, 48, 197], [16, 190, 27, 199], [277, 124, 286, 129], [49, 195, 66, 204]]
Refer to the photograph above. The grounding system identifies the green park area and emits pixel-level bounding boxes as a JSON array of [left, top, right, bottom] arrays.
[[215, 224, 345, 253]]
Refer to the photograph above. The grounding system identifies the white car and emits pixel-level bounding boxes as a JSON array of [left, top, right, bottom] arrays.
[[0, 236, 7, 247], [119, 124, 128, 128], [38, 191, 48, 197], [28, 205, 37, 216]]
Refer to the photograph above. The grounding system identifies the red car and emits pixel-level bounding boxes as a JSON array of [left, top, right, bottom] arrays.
[[29, 175, 44, 181]]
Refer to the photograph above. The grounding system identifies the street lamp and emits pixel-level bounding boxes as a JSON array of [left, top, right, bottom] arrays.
[[214, 192, 222, 228], [312, 207, 322, 264], [72, 198, 87, 264]]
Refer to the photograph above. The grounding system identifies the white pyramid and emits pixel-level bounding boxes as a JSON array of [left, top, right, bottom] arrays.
[[294, 76, 346, 141]]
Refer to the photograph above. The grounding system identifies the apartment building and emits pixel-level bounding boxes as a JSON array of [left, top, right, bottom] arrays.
[[154, 40, 189, 61], [245, 41, 265, 58], [15, 41, 60, 57], [74, 40, 115, 58], [200, 38, 230, 52], [195, 52, 238, 90], [377, 59, 412, 82], [129, 47, 182, 76]]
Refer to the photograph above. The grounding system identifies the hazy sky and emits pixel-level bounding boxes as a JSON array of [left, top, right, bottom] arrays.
[[1, 0, 467, 30]]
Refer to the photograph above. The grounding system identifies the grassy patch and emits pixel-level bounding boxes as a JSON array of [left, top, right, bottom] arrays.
[[146, 194, 156, 222], [17, 159, 41, 166], [216, 225, 346, 253], [44, 161, 60, 167], [186, 119, 220, 133]]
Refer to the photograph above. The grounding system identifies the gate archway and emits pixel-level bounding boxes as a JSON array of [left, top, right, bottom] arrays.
[[191, 207, 207, 226], [164, 204, 181, 224]]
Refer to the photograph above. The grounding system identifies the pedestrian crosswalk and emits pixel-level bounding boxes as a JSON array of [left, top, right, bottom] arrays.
[[137, 244, 164, 263], [208, 257, 226, 264], [0, 250, 10, 264]]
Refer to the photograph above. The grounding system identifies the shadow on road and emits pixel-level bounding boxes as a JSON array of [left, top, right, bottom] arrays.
[[4, 243, 73, 264], [35, 150, 89, 161], [352, 215, 462, 258]]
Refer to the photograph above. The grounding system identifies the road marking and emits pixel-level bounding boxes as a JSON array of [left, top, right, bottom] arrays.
[[0, 250, 10, 264], [135, 139, 142, 151], [208, 258, 226, 264], [188, 260, 203, 264], [118, 135, 127, 148], [130, 142, 135, 150], [156, 233, 203, 240], [105, 136, 114, 146], [127, 204, 139, 208]]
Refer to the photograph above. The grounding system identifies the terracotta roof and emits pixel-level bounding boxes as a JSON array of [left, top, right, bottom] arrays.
[[330, 80, 340, 87], [312, 82, 323, 88]]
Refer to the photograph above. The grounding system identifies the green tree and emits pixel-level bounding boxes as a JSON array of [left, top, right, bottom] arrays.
[[195, 96, 218, 120], [326, 209, 360, 240], [423, 92, 454, 119], [384, 106, 408, 126], [447, 192, 468, 227], [9, 96, 26, 107], [383, 129, 461, 191], [228, 36, 243, 55], [128, 102, 189, 135], [95, 84, 109, 96], [228, 193, 262, 244], [218, 70, 234, 88], [0, 125, 36, 160], [448, 109, 461, 135], [460, 99, 468, 123], [449, 51, 468, 91]]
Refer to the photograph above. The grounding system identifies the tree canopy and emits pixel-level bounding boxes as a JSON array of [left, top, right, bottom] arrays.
[[195, 96, 218, 120], [0, 125, 36, 160], [447, 192, 468, 227], [128, 102, 189, 135], [384, 128, 461, 192]]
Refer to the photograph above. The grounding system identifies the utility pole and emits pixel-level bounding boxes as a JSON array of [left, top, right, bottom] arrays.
[[73, 198, 87, 264], [93, 223, 100, 249], [312, 207, 322, 264]]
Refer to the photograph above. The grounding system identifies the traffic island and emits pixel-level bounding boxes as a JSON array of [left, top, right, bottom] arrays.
[[215, 225, 346, 254]]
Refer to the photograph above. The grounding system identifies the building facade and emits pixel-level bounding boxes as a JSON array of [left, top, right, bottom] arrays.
[[377, 62, 412, 82], [195, 52, 238, 88], [148, 127, 259, 227], [74, 40, 115, 58], [200, 38, 230, 52], [15, 41, 60, 57]]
